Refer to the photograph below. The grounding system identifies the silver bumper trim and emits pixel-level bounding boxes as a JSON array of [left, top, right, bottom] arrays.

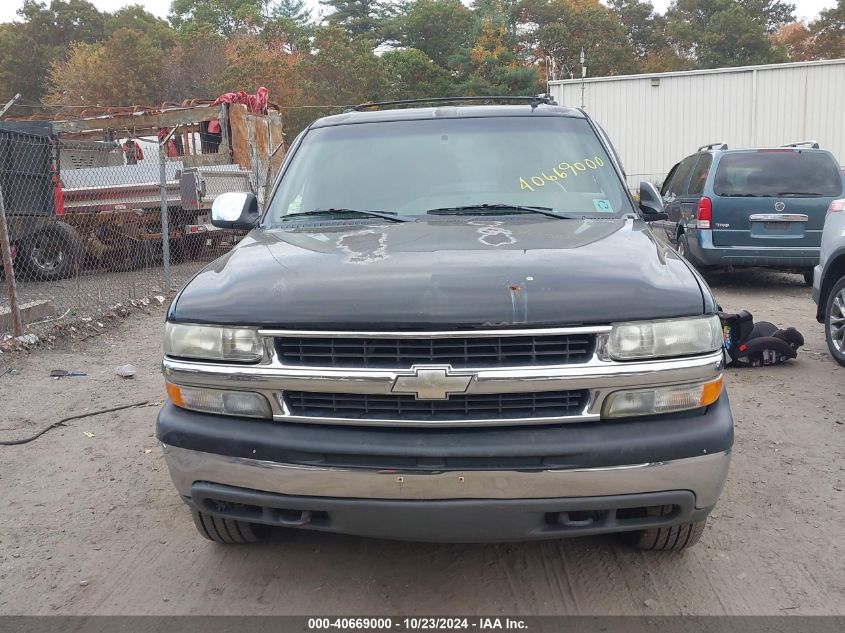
[[162, 444, 731, 509], [749, 213, 809, 223]]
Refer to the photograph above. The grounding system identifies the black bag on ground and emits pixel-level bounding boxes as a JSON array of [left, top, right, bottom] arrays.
[[717, 309, 804, 367]]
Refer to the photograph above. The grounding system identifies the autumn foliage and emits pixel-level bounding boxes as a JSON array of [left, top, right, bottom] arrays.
[[2, 0, 845, 136]]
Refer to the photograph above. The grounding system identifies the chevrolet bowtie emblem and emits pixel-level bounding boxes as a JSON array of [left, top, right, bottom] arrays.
[[391, 366, 474, 400]]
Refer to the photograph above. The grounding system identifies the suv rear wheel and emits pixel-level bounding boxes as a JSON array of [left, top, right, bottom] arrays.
[[824, 275, 845, 366], [191, 510, 264, 544]]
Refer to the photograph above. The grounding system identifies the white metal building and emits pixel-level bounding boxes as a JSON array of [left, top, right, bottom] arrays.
[[549, 59, 845, 190]]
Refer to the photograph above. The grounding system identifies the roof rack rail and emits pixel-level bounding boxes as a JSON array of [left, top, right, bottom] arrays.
[[781, 141, 820, 149], [697, 142, 729, 152], [345, 95, 558, 113]]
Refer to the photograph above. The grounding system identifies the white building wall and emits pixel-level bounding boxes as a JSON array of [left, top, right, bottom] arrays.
[[549, 59, 845, 190]]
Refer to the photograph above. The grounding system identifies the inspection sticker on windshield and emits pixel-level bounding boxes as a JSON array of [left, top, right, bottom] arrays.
[[519, 156, 606, 192], [592, 199, 612, 212]]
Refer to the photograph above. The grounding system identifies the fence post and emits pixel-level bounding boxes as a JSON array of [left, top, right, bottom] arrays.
[[0, 187, 23, 336], [158, 133, 172, 292]]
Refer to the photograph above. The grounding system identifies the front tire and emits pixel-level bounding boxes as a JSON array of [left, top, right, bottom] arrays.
[[191, 510, 263, 544], [622, 505, 707, 551], [824, 276, 845, 366]]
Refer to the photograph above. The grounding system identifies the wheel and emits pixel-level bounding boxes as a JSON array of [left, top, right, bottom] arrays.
[[803, 269, 814, 287], [621, 505, 707, 551], [824, 275, 845, 366], [22, 222, 84, 281], [191, 509, 263, 544]]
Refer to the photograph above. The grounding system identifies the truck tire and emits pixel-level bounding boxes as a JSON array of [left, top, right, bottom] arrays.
[[22, 222, 84, 281], [191, 510, 263, 544], [622, 505, 707, 551], [824, 275, 845, 366]]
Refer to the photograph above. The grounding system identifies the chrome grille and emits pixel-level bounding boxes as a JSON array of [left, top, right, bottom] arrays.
[[275, 333, 595, 368], [283, 390, 588, 422]]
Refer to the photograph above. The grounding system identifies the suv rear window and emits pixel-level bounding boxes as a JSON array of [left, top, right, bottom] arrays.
[[714, 151, 843, 197], [269, 115, 633, 221]]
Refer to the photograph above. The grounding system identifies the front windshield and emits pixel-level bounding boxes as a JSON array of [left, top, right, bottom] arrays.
[[267, 115, 633, 222]]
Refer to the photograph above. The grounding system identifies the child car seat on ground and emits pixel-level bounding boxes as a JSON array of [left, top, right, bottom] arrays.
[[717, 309, 804, 367]]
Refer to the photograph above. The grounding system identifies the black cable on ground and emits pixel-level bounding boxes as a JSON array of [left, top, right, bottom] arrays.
[[0, 401, 151, 446]]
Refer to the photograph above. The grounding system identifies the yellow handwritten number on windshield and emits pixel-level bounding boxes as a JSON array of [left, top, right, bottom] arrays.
[[520, 156, 605, 192]]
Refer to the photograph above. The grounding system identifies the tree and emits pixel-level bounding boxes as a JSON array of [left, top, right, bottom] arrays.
[[519, 0, 640, 79], [392, 0, 474, 67], [452, 0, 538, 95], [18, 0, 106, 47], [0, 23, 45, 104], [473, 0, 520, 38], [609, 0, 663, 61], [805, 0, 845, 60], [105, 5, 177, 50], [771, 21, 814, 60], [222, 31, 304, 107], [740, 0, 796, 33], [609, 0, 687, 71], [161, 34, 228, 102], [321, 0, 387, 40], [665, 0, 785, 68], [382, 48, 455, 98], [0, 0, 107, 102], [44, 28, 165, 108], [298, 26, 388, 104], [169, 0, 269, 36], [267, 0, 313, 51], [273, 0, 311, 25]]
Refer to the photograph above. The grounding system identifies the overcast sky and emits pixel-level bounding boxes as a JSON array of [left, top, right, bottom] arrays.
[[0, 0, 837, 25]]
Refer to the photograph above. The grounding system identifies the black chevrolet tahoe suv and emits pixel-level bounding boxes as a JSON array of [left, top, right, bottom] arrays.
[[157, 98, 732, 550]]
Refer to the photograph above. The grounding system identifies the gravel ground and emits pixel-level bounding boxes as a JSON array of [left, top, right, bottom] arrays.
[[0, 269, 843, 616], [1, 260, 209, 322]]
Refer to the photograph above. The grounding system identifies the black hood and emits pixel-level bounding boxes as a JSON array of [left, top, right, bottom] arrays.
[[170, 218, 707, 328]]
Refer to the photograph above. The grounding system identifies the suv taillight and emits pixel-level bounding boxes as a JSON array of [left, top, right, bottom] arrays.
[[827, 199, 845, 214], [697, 196, 712, 229]]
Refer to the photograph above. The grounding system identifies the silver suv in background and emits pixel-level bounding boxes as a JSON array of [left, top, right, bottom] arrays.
[[813, 198, 845, 365]]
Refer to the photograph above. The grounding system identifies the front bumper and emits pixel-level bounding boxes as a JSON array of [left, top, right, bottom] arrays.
[[686, 230, 819, 269], [157, 394, 733, 542], [182, 482, 715, 542]]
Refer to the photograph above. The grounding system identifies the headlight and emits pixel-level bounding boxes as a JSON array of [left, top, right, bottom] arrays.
[[164, 322, 262, 362], [606, 315, 722, 360], [602, 377, 723, 418], [166, 383, 272, 418]]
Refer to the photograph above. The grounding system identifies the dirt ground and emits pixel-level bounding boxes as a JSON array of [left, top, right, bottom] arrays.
[[0, 269, 843, 616]]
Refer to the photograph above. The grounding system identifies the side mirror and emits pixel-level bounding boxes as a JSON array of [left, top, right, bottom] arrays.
[[211, 192, 259, 230], [638, 181, 668, 221]]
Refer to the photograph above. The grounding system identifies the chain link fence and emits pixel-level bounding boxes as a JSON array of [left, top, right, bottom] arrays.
[[0, 116, 264, 339]]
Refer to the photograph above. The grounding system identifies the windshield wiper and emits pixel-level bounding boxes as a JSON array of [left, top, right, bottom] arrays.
[[774, 192, 823, 197], [281, 208, 413, 223], [425, 203, 579, 220]]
